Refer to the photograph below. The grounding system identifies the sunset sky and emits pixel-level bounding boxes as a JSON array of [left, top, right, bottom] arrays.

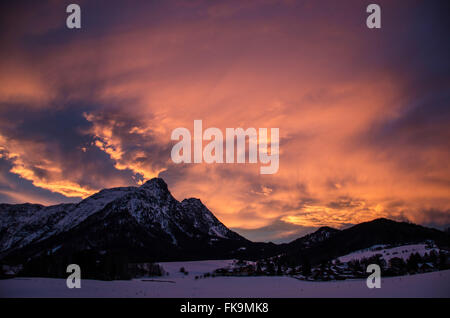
[[0, 0, 449, 242]]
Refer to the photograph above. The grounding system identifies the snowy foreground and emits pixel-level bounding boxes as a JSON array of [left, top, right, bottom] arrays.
[[337, 243, 439, 263], [1, 260, 449, 298]]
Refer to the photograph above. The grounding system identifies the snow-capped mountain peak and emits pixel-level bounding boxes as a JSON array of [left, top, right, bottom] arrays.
[[0, 178, 246, 261], [140, 178, 170, 195], [180, 198, 243, 240]]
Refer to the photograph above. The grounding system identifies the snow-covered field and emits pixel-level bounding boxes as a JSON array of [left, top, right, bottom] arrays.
[[1, 260, 449, 298], [337, 244, 439, 263]]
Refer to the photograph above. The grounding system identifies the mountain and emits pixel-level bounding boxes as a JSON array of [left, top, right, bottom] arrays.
[[0, 178, 449, 279], [282, 218, 450, 265], [287, 226, 340, 249], [0, 179, 274, 272], [0, 186, 136, 255]]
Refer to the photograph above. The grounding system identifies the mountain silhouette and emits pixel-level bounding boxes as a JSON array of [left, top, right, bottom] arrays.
[[0, 178, 448, 278]]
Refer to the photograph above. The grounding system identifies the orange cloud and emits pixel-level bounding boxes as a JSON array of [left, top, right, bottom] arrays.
[[0, 135, 96, 198], [0, 0, 448, 240]]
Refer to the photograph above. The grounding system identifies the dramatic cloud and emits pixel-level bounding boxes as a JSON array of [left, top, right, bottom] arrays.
[[0, 0, 449, 241]]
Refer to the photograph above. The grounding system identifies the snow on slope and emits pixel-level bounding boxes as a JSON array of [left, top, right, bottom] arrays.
[[337, 243, 440, 263], [1, 264, 449, 298], [180, 199, 236, 239], [0, 187, 133, 253], [0, 178, 243, 258]]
